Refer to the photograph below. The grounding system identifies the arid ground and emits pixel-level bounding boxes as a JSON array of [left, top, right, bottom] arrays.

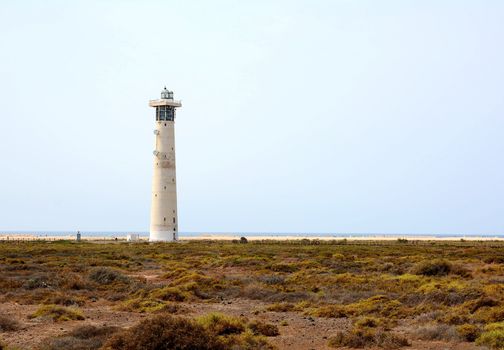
[[1, 240, 503, 349]]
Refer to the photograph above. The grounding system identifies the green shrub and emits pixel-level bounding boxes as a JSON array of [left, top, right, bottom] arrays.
[[197, 313, 245, 336], [312, 305, 349, 318], [476, 325, 504, 350], [266, 302, 295, 312], [220, 329, 275, 350], [269, 263, 298, 273], [150, 286, 187, 302], [28, 304, 84, 322], [118, 298, 171, 313]]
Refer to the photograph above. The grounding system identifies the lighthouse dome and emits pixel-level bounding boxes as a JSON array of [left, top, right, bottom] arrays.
[[161, 87, 174, 100]]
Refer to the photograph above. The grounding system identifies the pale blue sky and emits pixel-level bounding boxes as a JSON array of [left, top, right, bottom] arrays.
[[0, 1, 503, 234]]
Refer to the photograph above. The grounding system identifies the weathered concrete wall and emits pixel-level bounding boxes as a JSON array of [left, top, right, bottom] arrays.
[[149, 102, 179, 242]]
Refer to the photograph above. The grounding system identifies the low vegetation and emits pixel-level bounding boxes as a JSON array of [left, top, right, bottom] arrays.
[[0, 239, 503, 349], [37, 325, 119, 350], [476, 322, 504, 349], [0, 315, 19, 332], [102, 314, 275, 350], [29, 304, 85, 322], [328, 325, 410, 349]]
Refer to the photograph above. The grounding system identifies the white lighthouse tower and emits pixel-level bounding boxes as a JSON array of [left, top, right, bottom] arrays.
[[149, 87, 182, 242]]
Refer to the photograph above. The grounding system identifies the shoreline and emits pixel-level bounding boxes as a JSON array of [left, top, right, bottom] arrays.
[[1, 234, 503, 242]]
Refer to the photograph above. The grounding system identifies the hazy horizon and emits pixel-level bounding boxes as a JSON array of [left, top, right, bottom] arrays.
[[1, 1, 503, 235]]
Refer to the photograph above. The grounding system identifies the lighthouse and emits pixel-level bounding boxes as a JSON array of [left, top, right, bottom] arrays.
[[149, 87, 181, 242]]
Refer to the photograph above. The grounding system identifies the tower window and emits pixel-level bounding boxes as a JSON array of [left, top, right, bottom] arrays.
[[164, 186, 166, 190], [156, 106, 175, 121], [163, 217, 166, 222], [173, 217, 175, 223]]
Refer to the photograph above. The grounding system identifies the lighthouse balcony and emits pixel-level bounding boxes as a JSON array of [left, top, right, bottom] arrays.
[[149, 99, 182, 108]]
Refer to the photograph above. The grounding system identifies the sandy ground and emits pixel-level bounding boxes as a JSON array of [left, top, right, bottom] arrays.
[[1, 234, 503, 242]]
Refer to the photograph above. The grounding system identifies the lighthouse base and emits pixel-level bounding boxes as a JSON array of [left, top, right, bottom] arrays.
[[149, 230, 178, 242]]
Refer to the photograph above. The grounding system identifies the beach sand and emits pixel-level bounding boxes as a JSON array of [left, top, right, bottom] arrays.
[[0, 233, 502, 241]]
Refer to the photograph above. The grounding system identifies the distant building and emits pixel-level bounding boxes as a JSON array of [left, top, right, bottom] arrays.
[[126, 233, 140, 242], [148, 87, 182, 242]]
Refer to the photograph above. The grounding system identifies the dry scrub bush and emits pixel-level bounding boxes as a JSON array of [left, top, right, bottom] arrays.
[[197, 313, 245, 336], [413, 323, 460, 341], [102, 315, 226, 350], [117, 298, 188, 314], [476, 322, 504, 349], [474, 305, 504, 323], [260, 275, 285, 285], [23, 273, 51, 289], [29, 304, 84, 322], [0, 315, 20, 331], [103, 313, 277, 350], [43, 293, 86, 307], [313, 295, 403, 319], [118, 298, 168, 313], [150, 286, 187, 302], [89, 267, 129, 285], [266, 302, 295, 312], [466, 296, 499, 313], [220, 330, 276, 350], [37, 325, 118, 350], [354, 317, 384, 329], [328, 327, 410, 349], [313, 304, 348, 318], [411, 260, 470, 277], [456, 324, 481, 342], [248, 320, 279, 336], [269, 263, 298, 273]]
